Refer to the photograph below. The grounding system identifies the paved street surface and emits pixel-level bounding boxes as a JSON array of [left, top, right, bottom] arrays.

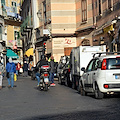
[[0, 75, 120, 120]]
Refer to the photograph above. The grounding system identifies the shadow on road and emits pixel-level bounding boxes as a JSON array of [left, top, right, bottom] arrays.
[[21, 109, 120, 120]]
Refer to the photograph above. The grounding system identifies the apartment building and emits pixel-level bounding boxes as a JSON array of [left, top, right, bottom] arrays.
[[93, 0, 120, 52], [75, 0, 95, 46], [20, 0, 77, 62], [0, 0, 22, 67], [36, 0, 77, 62], [1, 0, 22, 63], [20, 0, 120, 63]]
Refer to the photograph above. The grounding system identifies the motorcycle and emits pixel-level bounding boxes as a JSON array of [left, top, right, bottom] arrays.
[[39, 65, 50, 91]]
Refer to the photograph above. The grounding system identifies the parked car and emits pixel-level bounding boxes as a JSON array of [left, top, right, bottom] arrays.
[[78, 52, 120, 99]]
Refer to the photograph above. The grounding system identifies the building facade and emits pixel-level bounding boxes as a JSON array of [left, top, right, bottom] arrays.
[[20, 0, 120, 63], [0, 0, 22, 67], [93, 0, 120, 52], [75, 0, 95, 46], [36, 0, 77, 62]]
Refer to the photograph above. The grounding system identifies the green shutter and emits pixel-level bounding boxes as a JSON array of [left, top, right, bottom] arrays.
[[1, 0, 5, 5]]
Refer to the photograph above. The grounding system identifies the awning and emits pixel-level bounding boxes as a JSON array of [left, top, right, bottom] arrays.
[[103, 24, 113, 33], [25, 48, 33, 57], [6, 49, 19, 59]]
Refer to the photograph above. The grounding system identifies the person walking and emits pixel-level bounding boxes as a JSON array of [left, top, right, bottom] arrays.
[[0, 59, 4, 89], [48, 55, 56, 86], [16, 62, 21, 76], [6, 57, 16, 88], [23, 61, 28, 77]]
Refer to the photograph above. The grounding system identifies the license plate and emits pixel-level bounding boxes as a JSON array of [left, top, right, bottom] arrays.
[[44, 78, 49, 82], [115, 75, 120, 79]]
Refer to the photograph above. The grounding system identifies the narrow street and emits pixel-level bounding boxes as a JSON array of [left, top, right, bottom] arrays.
[[0, 75, 120, 120]]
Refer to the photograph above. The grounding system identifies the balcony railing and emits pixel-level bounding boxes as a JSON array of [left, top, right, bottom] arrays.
[[2, 5, 22, 21], [20, 16, 33, 33]]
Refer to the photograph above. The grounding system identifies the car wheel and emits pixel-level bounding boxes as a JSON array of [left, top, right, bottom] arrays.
[[94, 84, 104, 99], [58, 76, 62, 85], [77, 80, 81, 94], [80, 86, 87, 96]]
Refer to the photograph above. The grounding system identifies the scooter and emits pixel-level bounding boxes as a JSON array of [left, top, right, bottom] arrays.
[[39, 65, 50, 91]]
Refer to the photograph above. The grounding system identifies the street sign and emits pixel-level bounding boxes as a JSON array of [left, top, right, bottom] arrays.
[[43, 29, 50, 35]]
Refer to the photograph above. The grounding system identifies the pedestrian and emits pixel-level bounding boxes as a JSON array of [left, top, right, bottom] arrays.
[[48, 55, 56, 86], [0, 59, 4, 89], [16, 62, 21, 76], [6, 57, 16, 88], [23, 61, 28, 77], [36, 55, 48, 87], [28, 61, 34, 76]]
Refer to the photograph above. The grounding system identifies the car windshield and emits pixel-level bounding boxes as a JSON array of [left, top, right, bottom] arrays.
[[107, 58, 120, 69]]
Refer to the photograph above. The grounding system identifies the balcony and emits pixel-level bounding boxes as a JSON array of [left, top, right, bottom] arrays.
[[20, 16, 33, 34], [2, 5, 22, 26]]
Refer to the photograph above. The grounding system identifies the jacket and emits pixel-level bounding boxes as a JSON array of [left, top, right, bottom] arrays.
[[6, 62, 16, 73], [49, 60, 55, 73], [23, 63, 28, 71], [16, 63, 21, 70]]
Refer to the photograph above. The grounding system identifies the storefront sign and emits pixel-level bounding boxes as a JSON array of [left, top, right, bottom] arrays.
[[53, 37, 76, 48]]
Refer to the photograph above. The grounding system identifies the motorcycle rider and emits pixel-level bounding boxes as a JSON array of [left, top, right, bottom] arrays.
[[36, 55, 48, 87]]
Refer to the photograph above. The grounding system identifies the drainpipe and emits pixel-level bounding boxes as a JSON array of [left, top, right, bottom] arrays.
[[31, 0, 39, 66]]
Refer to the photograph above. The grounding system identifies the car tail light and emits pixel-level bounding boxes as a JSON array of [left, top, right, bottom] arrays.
[[116, 56, 120, 58], [104, 84, 109, 88], [101, 59, 107, 70], [68, 69, 70, 72], [44, 74, 48, 77]]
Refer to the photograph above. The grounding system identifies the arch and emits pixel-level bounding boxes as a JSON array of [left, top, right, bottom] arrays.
[[79, 39, 90, 46]]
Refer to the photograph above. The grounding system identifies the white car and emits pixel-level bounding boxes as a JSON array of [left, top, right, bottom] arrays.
[[79, 52, 120, 99]]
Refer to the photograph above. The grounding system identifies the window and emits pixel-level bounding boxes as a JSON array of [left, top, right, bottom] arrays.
[[43, 1, 47, 23], [98, 0, 102, 15], [108, 0, 113, 9], [92, 59, 99, 71], [14, 31, 20, 45], [81, 0, 87, 22], [107, 58, 120, 69], [12, 1, 17, 13], [86, 60, 94, 72], [0, 26, 2, 34]]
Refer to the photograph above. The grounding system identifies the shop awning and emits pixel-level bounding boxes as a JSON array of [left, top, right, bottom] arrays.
[[6, 49, 19, 59], [25, 48, 33, 57]]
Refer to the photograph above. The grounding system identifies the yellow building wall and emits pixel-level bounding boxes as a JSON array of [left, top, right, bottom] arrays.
[[7, 25, 14, 46], [5, 0, 21, 47]]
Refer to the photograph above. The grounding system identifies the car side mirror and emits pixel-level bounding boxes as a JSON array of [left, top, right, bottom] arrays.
[[81, 67, 85, 72]]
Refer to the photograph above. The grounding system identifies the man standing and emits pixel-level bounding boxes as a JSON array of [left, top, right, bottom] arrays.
[[6, 57, 16, 88], [23, 61, 28, 77], [48, 56, 56, 86], [0, 59, 4, 89]]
